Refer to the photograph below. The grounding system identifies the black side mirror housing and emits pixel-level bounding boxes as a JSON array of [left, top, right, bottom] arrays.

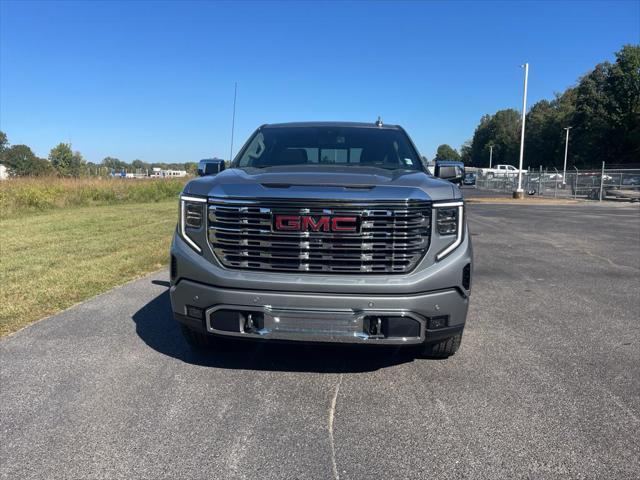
[[197, 160, 226, 177]]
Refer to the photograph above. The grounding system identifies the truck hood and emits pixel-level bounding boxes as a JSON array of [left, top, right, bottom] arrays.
[[183, 166, 458, 202]]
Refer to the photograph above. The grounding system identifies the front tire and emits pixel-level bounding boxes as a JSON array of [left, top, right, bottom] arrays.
[[181, 325, 219, 350], [420, 333, 462, 359]]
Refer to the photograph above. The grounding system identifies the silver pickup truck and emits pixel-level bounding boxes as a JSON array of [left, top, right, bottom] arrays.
[[170, 121, 472, 358]]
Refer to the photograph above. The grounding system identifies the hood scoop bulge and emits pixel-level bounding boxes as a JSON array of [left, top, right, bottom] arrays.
[[261, 183, 375, 190]]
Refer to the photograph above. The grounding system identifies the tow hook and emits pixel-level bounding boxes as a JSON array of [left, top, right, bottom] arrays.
[[243, 312, 264, 332], [244, 313, 256, 332], [367, 316, 384, 339]]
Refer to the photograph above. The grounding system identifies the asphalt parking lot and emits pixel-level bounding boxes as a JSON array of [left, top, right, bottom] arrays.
[[1, 202, 639, 479]]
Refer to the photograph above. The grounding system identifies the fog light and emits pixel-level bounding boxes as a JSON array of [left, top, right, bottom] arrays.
[[428, 315, 449, 329], [186, 305, 203, 319]]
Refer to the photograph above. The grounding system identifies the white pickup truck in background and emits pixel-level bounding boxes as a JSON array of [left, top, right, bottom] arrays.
[[478, 164, 527, 178]]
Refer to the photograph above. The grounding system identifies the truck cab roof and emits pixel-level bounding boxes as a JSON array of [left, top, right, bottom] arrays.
[[260, 121, 403, 131]]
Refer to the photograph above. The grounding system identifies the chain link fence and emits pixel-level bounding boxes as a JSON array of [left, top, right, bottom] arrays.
[[468, 165, 640, 201]]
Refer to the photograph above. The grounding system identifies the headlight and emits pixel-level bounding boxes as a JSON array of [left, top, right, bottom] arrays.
[[185, 203, 204, 228], [180, 195, 207, 253], [434, 201, 464, 261], [437, 208, 458, 235]]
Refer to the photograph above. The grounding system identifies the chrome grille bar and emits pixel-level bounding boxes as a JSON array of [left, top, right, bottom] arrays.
[[207, 200, 431, 273]]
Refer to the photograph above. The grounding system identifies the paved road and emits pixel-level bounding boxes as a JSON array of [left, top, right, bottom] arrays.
[[2, 203, 639, 479]]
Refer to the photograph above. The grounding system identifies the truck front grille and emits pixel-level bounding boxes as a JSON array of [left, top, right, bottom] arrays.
[[207, 199, 431, 274]]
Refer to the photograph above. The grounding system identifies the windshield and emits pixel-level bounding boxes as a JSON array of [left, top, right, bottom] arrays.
[[234, 126, 422, 171]]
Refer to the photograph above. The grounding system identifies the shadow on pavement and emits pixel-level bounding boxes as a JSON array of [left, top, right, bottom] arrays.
[[132, 286, 418, 373]]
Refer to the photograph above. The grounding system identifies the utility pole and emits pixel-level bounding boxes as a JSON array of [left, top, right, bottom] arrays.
[[514, 62, 529, 199], [229, 82, 237, 163], [599, 161, 605, 201], [489, 144, 494, 169], [562, 126, 572, 185]]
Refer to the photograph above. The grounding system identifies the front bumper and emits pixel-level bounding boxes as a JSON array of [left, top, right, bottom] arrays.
[[171, 280, 468, 345]]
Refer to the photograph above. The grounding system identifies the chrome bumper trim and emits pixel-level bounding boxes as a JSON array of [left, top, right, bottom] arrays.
[[204, 304, 426, 345]]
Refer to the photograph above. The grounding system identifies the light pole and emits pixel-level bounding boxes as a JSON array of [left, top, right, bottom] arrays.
[[514, 62, 529, 199], [489, 144, 494, 169], [562, 126, 572, 185]]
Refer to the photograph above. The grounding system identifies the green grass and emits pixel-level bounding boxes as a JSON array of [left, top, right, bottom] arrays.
[[0, 200, 178, 336], [0, 177, 186, 217]]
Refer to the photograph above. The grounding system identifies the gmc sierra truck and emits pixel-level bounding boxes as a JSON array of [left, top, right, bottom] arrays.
[[170, 121, 472, 358]]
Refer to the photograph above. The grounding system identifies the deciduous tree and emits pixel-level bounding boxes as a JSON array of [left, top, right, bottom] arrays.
[[49, 143, 86, 176], [4, 145, 53, 176], [434, 144, 461, 162], [467, 44, 639, 169], [0, 131, 8, 154], [101, 156, 128, 173]]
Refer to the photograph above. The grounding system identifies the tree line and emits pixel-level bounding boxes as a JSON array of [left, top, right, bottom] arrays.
[[434, 44, 639, 169], [0, 133, 198, 177]]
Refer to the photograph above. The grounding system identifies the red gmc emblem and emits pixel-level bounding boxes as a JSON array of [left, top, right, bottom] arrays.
[[273, 215, 360, 233]]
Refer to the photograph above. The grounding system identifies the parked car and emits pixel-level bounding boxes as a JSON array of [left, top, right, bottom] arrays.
[[621, 175, 640, 186], [479, 164, 526, 179], [463, 172, 476, 186], [527, 173, 566, 189], [171, 121, 472, 358], [571, 173, 615, 196]]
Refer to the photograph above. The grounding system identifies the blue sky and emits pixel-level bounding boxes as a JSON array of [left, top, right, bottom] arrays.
[[1, 0, 638, 164]]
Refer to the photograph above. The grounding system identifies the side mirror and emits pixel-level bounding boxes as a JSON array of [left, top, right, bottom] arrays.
[[435, 165, 463, 184], [198, 161, 225, 177]]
